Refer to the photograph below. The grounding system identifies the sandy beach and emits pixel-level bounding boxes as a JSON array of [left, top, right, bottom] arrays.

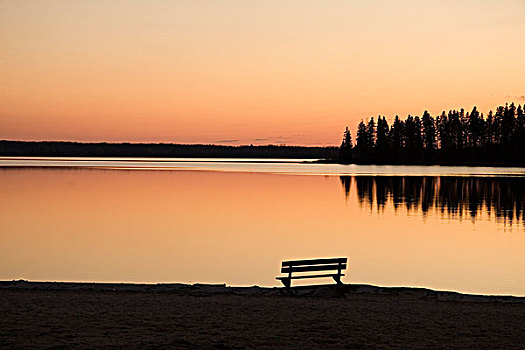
[[1, 281, 525, 349]]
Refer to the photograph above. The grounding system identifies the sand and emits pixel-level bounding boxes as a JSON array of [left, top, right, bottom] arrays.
[[1, 281, 525, 349]]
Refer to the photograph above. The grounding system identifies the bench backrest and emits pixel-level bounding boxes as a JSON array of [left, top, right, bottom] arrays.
[[281, 257, 347, 274]]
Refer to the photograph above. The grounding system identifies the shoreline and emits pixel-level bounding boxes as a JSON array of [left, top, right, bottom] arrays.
[[315, 158, 525, 168], [2, 280, 524, 303], [3, 280, 525, 348]]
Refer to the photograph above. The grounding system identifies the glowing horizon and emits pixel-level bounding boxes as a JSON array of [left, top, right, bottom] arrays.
[[1, 0, 524, 146]]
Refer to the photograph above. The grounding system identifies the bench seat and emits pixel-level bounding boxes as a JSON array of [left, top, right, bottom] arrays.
[[276, 273, 345, 280]]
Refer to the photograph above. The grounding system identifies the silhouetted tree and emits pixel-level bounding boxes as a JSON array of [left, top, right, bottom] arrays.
[[375, 116, 389, 155], [403, 115, 413, 151], [514, 105, 525, 151], [342, 126, 353, 147], [339, 102, 525, 166], [500, 103, 516, 148], [494, 106, 505, 145], [421, 110, 436, 152], [485, 110, 494, 146], [436, 111, 450, 150], [388, 115, 404, 153], [355, 120, 369, 153], [467, 106, 483, 148], [366, 117, 376, 149], [340, 126, 353, 160]]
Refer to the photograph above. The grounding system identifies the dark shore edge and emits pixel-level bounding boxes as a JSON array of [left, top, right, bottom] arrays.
[[0, 140, 338, 159], [2, 280, 524, 303], [313, 158, 525, 168]]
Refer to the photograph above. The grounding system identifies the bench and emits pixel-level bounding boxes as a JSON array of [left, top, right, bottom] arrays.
[[276, 257, 347, 288]]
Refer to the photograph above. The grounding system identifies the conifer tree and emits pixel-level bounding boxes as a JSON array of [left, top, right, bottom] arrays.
[[467, 106, 483, 147], [388, 115, 404, 152], [376, 116, 389, 152], [355, 120, 369, 152], [366, 117, 376, 149], [339, 126, 353, 161], [421, 110, 436, 151], [485, 110, 494, 146], [436, 111, 449, 150], [341, 126, 353, 148]]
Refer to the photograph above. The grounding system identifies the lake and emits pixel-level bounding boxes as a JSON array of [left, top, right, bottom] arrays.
[[1, 157, 525, 296]]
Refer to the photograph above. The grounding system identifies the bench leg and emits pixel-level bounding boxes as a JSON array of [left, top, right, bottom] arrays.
[[278, 278, 296, 296], [280, 278, 291, 288], [332, 275, 346, 297], [332, 275, 342, 285]]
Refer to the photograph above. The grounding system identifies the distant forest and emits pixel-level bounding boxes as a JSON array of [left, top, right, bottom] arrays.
[[340, 103, 525, 166], [0, 141, 338, 159]]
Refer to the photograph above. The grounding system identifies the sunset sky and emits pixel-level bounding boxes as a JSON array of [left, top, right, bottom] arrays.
[[1, 0, 524, 145]]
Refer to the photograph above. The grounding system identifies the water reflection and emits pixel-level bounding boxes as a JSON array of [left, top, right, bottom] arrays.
[[341, 176, 525, 226], [2, 167, 525, 295]]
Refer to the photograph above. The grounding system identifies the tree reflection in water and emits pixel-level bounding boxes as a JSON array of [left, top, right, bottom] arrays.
[[340, 176, 525, 226]]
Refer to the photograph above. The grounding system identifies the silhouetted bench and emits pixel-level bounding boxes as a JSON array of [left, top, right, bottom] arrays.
[[276, 257, 347, 288]]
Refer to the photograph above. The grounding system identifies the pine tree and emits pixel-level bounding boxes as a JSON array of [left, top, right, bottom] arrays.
[[502, 103, 516, 146], [413, 116, 423, 153], [494, 106, 505, 145], [340, 126, 353, 149], [485, 110, 494, 146], [366, 117, 376, 149], [467, 106, 483, 148], [514, 105, 525, 153], [421, 110, 436, 151], [388, 115, 404, 152], [404, 115, 415, 151], [339, 126, 353, 161], [355, 120, 369, 152], [376, 116, 389, 152], [436, 111, 449, 150]]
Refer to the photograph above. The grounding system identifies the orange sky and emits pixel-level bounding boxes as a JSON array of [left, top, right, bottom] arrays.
[[1, 0, 524, 145]]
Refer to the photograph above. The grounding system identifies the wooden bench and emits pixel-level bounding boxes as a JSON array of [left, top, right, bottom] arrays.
[[276, 257, 347, 288]]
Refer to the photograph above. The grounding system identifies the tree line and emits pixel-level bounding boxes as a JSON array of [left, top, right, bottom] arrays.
[[0, 141, 338, 159], [340, 103, 525, 166]]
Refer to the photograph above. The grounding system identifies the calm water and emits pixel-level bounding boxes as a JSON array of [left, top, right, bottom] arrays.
[[1, 158, 525, 296]]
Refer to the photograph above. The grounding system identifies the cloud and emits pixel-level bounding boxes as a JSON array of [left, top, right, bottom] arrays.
[[505, 95, 525, 101], [251, 137, 290, 144], [212, 139, 239, 143], [267, 136, 290, 144]]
